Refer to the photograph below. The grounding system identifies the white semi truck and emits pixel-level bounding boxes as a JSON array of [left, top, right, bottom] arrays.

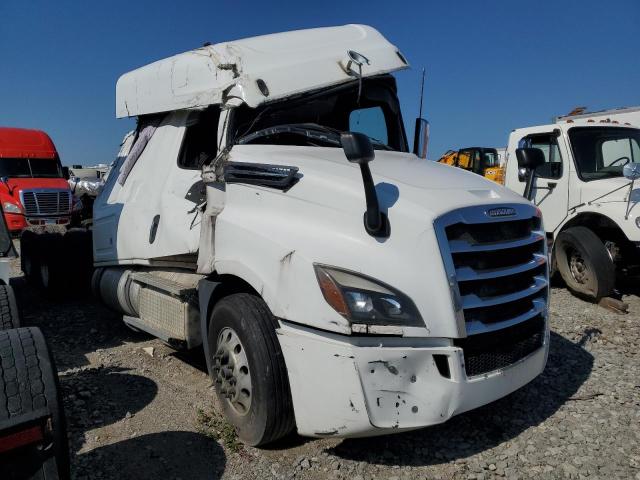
[[34, 25, 550, 446], [504, 117, 640, 302]]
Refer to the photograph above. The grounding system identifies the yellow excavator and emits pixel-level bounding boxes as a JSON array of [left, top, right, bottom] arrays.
[[438, 147, 505, 184]]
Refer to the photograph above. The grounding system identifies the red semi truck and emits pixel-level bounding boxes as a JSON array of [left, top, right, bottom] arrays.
[[0, 127, 73, 234]]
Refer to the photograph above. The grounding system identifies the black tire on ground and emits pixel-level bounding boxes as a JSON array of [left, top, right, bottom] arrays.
[[20, 230, 41, 286], [0, 327, 69, 479], [0, 285, 20, 330], [207, 293, 295, 447], [36, 233, 65, 297], [554, 226, 616, 301]]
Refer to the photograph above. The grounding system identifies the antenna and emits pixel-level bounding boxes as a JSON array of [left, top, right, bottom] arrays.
[[418, 68, 426, 119]]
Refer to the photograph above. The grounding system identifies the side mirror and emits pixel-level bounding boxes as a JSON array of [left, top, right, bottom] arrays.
[[0, 177, 13, 195], [413, 118, 429, 159], [340, 132, 389, 237], [623, 163, 640, 181], [516, 148, 545, 201], [515, 147, 545, 171], [62, 166, 70, 180]]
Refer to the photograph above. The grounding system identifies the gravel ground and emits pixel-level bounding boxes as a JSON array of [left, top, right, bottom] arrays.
[[8, 257, 640, 480]]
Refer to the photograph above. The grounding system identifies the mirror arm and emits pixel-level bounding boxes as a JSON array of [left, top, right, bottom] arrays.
[[522, 169, 537, 201], [625, 178, 635, 220], [359, 163, 383, 234]]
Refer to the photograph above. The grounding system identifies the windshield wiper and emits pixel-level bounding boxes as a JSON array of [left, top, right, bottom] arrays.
[[236, 123, 341, 146]]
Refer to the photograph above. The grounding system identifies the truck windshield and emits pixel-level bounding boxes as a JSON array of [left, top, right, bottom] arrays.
[[233, 75, 408, 152], [569, 127, 640, 181], [0, 158, 63, 178]]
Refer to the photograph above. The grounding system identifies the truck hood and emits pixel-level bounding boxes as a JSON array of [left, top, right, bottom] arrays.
[[230, 145, 526, 224], [217, 145, 536, 338]]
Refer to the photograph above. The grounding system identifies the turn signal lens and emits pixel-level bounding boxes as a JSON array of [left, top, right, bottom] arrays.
[[315, 267, 349, 316]]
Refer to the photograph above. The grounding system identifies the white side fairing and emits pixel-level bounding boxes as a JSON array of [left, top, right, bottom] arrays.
[[115, 25, 408, 117], [93, 111, 202, 265]]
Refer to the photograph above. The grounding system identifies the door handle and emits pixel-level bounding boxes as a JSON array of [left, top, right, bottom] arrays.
[[149, 215, 160, 244]]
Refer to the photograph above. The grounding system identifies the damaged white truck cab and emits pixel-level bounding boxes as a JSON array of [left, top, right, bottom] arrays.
[[93, 25, 549, 445], [504, 120, 640, 301]]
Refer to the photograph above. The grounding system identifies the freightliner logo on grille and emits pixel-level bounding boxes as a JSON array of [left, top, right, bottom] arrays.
[[486, 207, 516, 218]]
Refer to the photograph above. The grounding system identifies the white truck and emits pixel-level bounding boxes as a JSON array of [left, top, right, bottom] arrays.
[[48, 25, 550, 446], [504, 117, 640, 302]]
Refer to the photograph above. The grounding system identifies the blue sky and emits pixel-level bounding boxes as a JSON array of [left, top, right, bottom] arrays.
[[1, 0, 638, 164]]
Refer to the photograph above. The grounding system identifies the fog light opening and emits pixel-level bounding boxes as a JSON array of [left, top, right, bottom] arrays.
[[433, 354, 451, 379]]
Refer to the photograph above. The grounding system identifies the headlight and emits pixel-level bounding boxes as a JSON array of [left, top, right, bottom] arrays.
[[2, 202, 22, 214], [314, 265, 423, 328], [636, 216, 640, 229]]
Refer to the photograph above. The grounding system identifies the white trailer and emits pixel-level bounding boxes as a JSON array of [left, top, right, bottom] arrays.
[[45, 25, 550, 446]]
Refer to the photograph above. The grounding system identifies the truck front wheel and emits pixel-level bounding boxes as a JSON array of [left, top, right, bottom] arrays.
[[207, 293, 295, 446], [555, 226, 615, 300]]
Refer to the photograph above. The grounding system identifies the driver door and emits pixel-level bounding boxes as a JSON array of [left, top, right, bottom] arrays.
[[518, 132, 570, 232]]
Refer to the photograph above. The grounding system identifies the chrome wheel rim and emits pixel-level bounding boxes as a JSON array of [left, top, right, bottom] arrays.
[[213, 327, 252, 416], [568, 248, 589, 285]]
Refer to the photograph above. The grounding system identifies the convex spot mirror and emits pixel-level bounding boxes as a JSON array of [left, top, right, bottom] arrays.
[[623, 162, 640, 181]]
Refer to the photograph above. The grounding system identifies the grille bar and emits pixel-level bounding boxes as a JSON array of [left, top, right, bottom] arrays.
[[461, 276, 547, 309], [455, 253, 546, 281], [465, 298, 546, 335], [448, 231, 545, 253]]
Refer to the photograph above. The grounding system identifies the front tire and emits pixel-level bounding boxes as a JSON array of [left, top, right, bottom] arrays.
[[207, 293, 295, 446], [555, 226, 615, 300]]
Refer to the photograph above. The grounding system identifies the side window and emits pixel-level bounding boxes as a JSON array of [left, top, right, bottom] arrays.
[[349, 107, 388, 145], [601, 138, 639, 167], [178, 107, 221, 170], [520, 134, 563, 179]]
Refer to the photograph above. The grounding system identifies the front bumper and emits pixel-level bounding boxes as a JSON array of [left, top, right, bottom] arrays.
[[3, 212, 70, 234], [278, 321, 549, 438]]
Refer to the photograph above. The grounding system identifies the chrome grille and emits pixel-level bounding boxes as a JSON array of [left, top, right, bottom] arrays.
[[435, 203, 548, 376], [20, 189, 72, 216]]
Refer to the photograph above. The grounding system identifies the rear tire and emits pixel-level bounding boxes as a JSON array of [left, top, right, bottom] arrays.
[[0, 327, 69, 479], [555, 226, 615, 300], [207, 293, 295, 446], [0, 285, 20, 330]]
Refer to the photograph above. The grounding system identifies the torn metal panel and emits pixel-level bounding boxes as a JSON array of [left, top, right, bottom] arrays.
[[115, 24, 408, 118]]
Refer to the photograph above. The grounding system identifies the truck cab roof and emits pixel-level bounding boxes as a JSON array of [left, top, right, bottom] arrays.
[[0, 128, 57, 159], [115, 24, 408, 118]]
